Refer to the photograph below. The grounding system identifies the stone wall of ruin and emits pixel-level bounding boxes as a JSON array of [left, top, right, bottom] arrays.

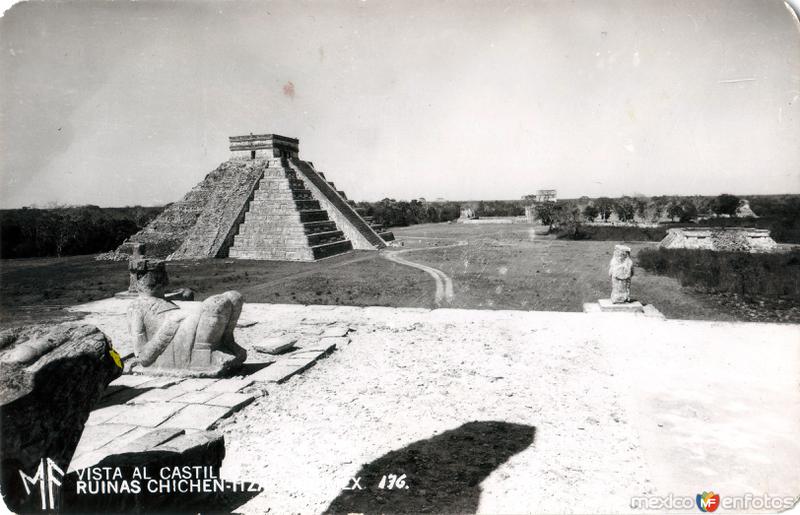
[[659, 227, 777, 253]]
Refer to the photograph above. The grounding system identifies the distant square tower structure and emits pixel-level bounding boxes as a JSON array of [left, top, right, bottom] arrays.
[[535, 189, 557, 203]]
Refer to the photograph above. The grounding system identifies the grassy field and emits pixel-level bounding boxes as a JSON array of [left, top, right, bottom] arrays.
[[0, 251, 431, 329], [2, 221, 796, 328], [392, 223, 799, 323]]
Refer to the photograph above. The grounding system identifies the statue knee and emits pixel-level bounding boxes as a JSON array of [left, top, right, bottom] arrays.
[[200, 294, 232, 319], [223, 291, 243, 311]]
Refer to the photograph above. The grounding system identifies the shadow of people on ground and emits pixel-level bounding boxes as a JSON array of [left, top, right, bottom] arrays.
[[325, 420, 536, 514]]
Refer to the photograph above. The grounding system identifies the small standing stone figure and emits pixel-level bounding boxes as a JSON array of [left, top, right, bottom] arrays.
[[608, 245, 634, 304], [126, 259, 246, 377], [126, 242, 146, 294]]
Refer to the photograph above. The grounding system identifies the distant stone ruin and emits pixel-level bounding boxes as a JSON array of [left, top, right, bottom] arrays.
[[535, 189, 557, 203], [119, 134, 393, 261], [735, 199, 758, 218], [458, 207, 476, 222], [659, 227, 777, 252]]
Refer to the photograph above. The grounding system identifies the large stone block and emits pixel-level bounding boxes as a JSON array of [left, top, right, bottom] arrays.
[[0, 323, 122, 513]]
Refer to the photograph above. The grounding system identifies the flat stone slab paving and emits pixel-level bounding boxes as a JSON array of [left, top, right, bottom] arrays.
[[321, 325, 350, 338], [298, 336, 346, 352], [161, 404, 233, 431], [73, 423, 138, 454], [583, 300, 664, 318], [107, 374, 154, 388], [172, 390, 220, 404], [137, 377, 183, 389], [206, 392, 256, 410], [69, 426, 154, 471], [127, 385, 188, 404], [171, 377, 220, 391], [248, 361, 310, 384], [72, 370, 257, 471], [254, 334, 298, 354], [105, 401, 186, 427], [120, 427, 186, 453], [205, 377, 255, 393], [246, 341, 340, 384], [85, 404, 129, 426], [598, 298, 644, 311]]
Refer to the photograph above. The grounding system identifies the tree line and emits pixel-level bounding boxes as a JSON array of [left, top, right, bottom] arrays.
[[533, 194, 800, 243], [355, 199, 463, 228], [2, 194, 797, 258], [0, 205, 162, 259]]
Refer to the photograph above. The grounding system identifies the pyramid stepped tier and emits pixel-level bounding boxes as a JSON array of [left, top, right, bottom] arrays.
[[119, 133, 389, 260], [124, 160, 266, 258]]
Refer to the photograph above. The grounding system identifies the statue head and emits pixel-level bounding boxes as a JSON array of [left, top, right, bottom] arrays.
[[613, 244, 632, 262], [129, 259, 168, 298]]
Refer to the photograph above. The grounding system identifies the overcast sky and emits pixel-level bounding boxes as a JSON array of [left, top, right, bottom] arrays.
[[1, 0, 799, 208]]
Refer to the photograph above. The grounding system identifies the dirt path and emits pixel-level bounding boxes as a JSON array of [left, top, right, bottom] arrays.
[[382, 240, 467, 306]]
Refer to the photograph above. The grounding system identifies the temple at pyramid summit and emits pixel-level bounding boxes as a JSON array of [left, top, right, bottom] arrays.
[[119, 134, 394, 261]]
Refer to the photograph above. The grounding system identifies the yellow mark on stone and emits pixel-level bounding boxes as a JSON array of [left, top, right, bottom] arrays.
[[109, 347, 123, 369]]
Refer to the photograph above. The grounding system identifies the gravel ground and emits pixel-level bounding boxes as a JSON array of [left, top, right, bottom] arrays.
[[68, 300, 800, 514]]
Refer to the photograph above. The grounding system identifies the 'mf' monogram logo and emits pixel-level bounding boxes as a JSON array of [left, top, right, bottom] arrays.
[[696, 491, 721, 513], [19, 458, 64, 510]]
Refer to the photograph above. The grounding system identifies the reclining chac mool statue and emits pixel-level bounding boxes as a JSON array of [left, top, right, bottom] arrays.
[[126, 259, 246, 377]]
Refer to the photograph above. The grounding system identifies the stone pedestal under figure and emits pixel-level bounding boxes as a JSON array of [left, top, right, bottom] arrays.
[[126, 259, 246, 377], [608, 245, 634, 303]]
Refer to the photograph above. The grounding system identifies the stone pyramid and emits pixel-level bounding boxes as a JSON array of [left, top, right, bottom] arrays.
[[120, 134, 393, 261]]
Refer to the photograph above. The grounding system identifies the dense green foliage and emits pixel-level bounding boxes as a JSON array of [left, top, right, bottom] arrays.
[[473, 200, 525, 217], [356, 199, 462, 228], [637, 248, 800, 298], [0, 205, 162, 259], [567, 225, 668, 241], [712, 194, 742, 216]]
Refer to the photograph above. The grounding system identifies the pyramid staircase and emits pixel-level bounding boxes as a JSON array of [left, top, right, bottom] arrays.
[[227, 162, 355, 260]]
